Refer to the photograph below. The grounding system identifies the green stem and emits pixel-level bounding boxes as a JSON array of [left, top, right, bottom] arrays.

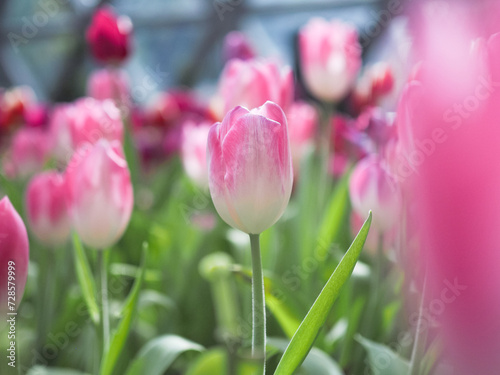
[[409, 275, 428, 375], [249, 234, 266, 373], [98, 250, 110, 360]]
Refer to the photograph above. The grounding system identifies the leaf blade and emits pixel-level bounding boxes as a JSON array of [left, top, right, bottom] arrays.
[[274, 212, 372, 375]]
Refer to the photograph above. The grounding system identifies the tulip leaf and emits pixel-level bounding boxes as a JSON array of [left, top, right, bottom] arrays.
[[26, 366, 91, 375], [355, 335, 410, 375], [100, 242, 149, 375], [72, 233, 100, 324], [125, 335, 204, 375], [186, 348, 227, 375], [273, 212, 372, 375], [268, 337, 344, 375]]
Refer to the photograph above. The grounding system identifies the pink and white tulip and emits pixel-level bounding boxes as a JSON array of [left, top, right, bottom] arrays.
[[66, 140, 133, 249], [0, 197, 29, 312], [49, 98, 123, 163], [207, 101, 293, 234], [299, 18, 361, 102], [349, 155, 400, 232], [180, 120, 211, 187], [25, 171, 71, 247], [216, 59, 293, 117]]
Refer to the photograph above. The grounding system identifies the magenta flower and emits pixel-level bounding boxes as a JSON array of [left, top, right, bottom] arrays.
[[222, 31, 255, 62], [207, 101, 293, 234], [299, 18, 361, 102], [86, 7, 132, 65], [66, 140, 133, 249], [26, 171, 71, 247], [0, 197, 29, 312]]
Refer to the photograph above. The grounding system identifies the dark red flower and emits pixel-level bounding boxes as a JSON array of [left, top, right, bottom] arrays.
[[86, 7, 132, 65]]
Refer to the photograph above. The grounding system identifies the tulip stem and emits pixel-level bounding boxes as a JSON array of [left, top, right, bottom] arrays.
[[249, 233, 266, 372], [98, 250, 110, 359]]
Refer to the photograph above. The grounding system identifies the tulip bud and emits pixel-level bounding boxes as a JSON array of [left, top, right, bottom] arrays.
[[26, 171, 71, 247], [0, 197, 29, 312], [86, 7, 132, 65], [49, 98, 123, 163], [286, 101, 317, 173], [299, 18, 361, 102], [349, 155, 400, 231], [66, 140, 133, 249], [217, 59, 293, 117], [222, 31, 255, 62], [3, 128, 50, 179], [180, 120, 211, 187], [207, 101, 293, 234], [87, 68, 131, 110]]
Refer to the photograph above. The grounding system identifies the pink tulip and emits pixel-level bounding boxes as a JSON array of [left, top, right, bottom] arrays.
[[86, 7, 132, 65], [87, 68, 131, 110], [217, 59, 293, 117], [349, 155, 400, 232], [299, 18, 361, 102], [351, 63, 394, 113], [400, 4, 500, 372], [0, 197, 29, 312], [25, 171, 71, 247], [3, 128, 50, 179], [49, 98, 123, 163], [180, 120, 211, 187], [0, 86, 35, 132], [207, 101, 293, 234], [286, 101, 317, 173], [66, 140, 133, 249], [222, 31, 255, 62]]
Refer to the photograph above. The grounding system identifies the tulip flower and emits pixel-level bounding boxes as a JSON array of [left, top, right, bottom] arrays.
[[66, 140, 133, 250], [222, 31, 255, 62], [2, 127, 50, 179], [25, 171, 71, 247], [86, 7, 132, 65], [87, 68, 131, 110], [299, 18, 361, 102], [216, 59, 293, 117], [208, 101, 292, 370], [349, 155, 400, 232], [351, 63, 395, 113], [0, 197, 29, 312], [286, 101, 317, 174], [180, 120, 211, 187], [207, 101, 293, 235], [49, 98, 123, 163]]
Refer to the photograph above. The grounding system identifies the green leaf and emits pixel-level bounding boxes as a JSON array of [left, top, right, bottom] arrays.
[[125, 335, 204, 375], [26, 366, 91, 375], [100, 243, 149, 375], [268, 338, 344, 375], [72, 233, 100, 324], [356, 335, 410, 375], [185, 348, 227, 375], [274, 212, 372, 375]]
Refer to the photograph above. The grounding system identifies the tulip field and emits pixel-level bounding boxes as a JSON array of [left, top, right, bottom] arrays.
[[1, 1, 500, 374]]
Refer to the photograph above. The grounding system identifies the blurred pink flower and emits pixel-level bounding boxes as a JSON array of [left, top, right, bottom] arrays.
[[0, 86, 36, 133], [400, 4, 500, 372], [180, 120, 211, 187], [286, 101, 317, 173], [216, 59, 293, 117], [349, 154, 400, 232], [66, 140, 133, 249], [299, 18, 361, 102], [25, 171, 71, 247], [223, 31, 255, 62], [86, 7, 132, 65], [3, 127, 50, 179], [87, 68, 131, 110], [351, 63, 394, 113], [0, 196, 29, 312], [207, 101, 293, 234], [49, 98, 123, 163]]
